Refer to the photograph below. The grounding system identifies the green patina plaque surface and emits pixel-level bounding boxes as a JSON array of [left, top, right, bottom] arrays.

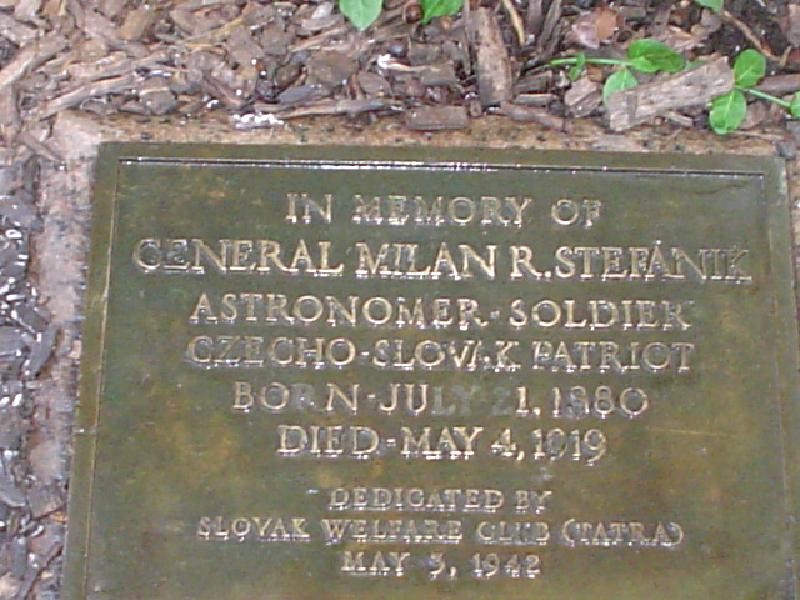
[[64, 144, 800, 599]]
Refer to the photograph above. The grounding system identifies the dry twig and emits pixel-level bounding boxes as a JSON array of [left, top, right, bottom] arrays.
[[501, 0, 527, 47], [721, 9, 780, 61]]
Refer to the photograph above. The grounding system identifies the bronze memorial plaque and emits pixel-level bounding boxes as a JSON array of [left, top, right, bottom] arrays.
[[64, 144, 800, 599]]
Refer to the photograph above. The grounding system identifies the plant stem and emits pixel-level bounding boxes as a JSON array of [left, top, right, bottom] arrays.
[[739, 86, 790, 108], [549, 57, 629, 67]]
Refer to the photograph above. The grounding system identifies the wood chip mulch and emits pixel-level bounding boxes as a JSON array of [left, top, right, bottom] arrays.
[[0, 0, 799, 156]]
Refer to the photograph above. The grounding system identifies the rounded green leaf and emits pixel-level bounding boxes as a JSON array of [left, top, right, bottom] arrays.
[[790, 92, 800, 118], [693, 0, 723, 13], [733, 49, 766, 88], [709, 89, 747, 135], [339, 0, 382, 30], [627, 39, 685, 73], [420, 0, 463, 24], [603, 68, 638, 105]]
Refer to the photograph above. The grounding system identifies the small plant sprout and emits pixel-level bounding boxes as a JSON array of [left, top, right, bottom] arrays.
[[338, 0, 463, 30], [550, 40, 685, 107], [709, 49, 800, 135], [338, 0, 383, 30], [693, 0, 723, 13]]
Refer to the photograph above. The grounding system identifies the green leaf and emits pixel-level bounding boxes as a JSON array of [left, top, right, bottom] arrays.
[[790, 92, 800, 118], [339, 0, 382, 30], [420, 0, 463, 24], [603, 68, 638, 105], [627, 39, 685, 73], [733, 49, 766, 88], [693, 0, 723, 13], [709, 89, 747, 135], [568, 52, 587, 81]]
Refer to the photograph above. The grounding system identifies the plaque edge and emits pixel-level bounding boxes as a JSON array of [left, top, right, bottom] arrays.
[[97, 140, 783, 175], [763, 159, 800, 597], [62, 142, 123, 600], [62, 142, 799, 599]]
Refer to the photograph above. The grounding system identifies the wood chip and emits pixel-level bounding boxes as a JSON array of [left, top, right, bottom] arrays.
[[514, 71, 553, 94], [419, 63, 459, 86], [65, 51, 129, 80], [299, 3, 343, 34], [536, 0, 561, 59], [306, 50, 358, 88], [757, 74, 800, 95], [514, 93, 556, 106], [100, 0, 126, 18], [137, 80, 178, 116], [225, 26, 263, 68], [278, 84, 328, 106], [472, 7, 512, 107], [357, 72, 392, 96], [567, 7, 620, 49], [606, 57, 733, 131], [500, 101, 565, 129], [287, 24, 350, 53], [66, 48, 169, 84], [617, 5, 646, 21], [241, 2, 277, 27], [69, 0, 149, 58], [278, 99, 399, 119], [29, 484, 64, 519], [0, 33, 67, 92], [260, 25, 294, 56], [650, 4, 672, 36], [119, 6, 158, 42], [14, 0, 41, 23], [203, 70, 251, 110], [35, 73, 142, 119], [785, 5, 800, 48], [740, 101, 769, 130], [0, 13, 37, 46], [663, 111, 694, 128], [170, 4, 230, 37], [656, 25, 713, 52], [526, 0, 543, 36], [408, 43, 442, 66], [564, 77, 601, 117], [405, 105, 468, 131], [0, 88, 20, 141]]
